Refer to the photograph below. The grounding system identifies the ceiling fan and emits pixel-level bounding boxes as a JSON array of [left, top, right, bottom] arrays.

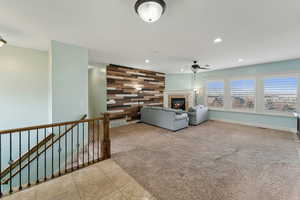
[[190, 61, 210, 73], [187, 61, 211, 81]]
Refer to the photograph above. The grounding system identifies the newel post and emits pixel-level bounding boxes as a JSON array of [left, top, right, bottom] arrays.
[[101, 113, 111, 159]]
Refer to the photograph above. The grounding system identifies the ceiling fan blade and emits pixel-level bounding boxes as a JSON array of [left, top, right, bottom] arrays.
[[198, 64, 211, 69], [199, 67, 210, 70]]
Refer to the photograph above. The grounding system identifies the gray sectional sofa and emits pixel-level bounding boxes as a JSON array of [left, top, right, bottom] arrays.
[[141, 107, 189, 131], [188, 105, 208, 125]]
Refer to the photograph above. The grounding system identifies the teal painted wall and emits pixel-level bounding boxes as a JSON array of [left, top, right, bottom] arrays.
[[50, 40, 88, 122], [166, 59, 300, 132], [196, 59, 300, 80], [0, 45, 49, 130], [88, 64, 107, 118], [166, 73, 194, 90], [0, 42, 90, 194], [208, 110, 296, 132], [0, 45, 50, 193]]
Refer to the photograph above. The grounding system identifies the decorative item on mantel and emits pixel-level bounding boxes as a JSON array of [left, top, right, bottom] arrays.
[[193, 87, 203, 106]]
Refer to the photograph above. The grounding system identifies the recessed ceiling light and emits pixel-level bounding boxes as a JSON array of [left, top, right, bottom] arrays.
[[214, 38, 222, 44], [145, 59, 150, 63], [238, 58, 244, 62]]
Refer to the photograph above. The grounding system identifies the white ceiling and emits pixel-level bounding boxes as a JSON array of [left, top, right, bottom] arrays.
[[1, 0, 300, 73]]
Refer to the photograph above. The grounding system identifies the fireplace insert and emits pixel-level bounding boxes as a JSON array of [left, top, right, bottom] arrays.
[[171, 98, 186, 110]]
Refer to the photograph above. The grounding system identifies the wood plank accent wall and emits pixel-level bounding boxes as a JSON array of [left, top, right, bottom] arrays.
[[107, 64, 165, 122]]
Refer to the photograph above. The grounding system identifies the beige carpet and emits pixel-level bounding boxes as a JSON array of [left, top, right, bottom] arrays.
[[111, 121, 300, 200]]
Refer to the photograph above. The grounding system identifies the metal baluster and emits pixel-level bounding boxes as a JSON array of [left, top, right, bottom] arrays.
[[36, 129, 39, 184], [71, 127, 74, 171], [51, 126, 54, 178], [87, 122, 90, 165], [93, 120, 95, 163], [0, 134, 2, 197], [27, 130, 30, 186], [44, 128, 47, 181], [9, 132, 12, 193], [97, 120, 100, 161], [58, 126, 61, 176], [19, 131, 22, 190], [77, 124, 79, 169], [82, 123, 85, 166], [65, 125, 67, 173]]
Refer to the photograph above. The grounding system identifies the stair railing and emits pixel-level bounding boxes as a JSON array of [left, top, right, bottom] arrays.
[[0, 113, 111, 197]]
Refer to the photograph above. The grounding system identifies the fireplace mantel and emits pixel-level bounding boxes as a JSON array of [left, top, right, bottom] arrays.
[[163, 90, 195, 111]]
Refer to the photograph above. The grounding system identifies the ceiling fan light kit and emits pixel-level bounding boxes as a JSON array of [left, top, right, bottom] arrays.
[[135, 0, 166, 23]]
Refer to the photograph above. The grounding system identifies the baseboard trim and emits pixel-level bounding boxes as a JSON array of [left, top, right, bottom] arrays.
[[209, 117, 297, 133]]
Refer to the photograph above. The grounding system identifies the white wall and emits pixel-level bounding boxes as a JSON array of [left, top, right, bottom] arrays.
[[0, 45, 49, 130], [49, 41, 88, 122], [88, 64, 107, 118]]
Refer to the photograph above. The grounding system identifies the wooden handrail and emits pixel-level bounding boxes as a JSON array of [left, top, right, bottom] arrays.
[[0, 115, 102, 134], [0, 114, 111, 196], [0, 133, 55, 180], [1, 114, 88, 184]]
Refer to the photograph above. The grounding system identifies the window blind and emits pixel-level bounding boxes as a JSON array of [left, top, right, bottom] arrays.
[[264, 77, 297, 113], [230, 79, 255, 110], [207, 81, 224, 108]]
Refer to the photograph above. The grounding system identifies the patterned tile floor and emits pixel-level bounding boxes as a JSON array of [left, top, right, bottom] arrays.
[[2, 159, 156, 200]]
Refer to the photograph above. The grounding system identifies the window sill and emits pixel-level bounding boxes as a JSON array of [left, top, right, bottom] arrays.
[[208, 108, 295, 118]]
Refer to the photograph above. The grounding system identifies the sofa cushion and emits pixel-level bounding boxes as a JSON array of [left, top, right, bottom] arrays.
[[164, 108, 186, 114], [175, 113, 188, 120], [144, 106, 163, 111]]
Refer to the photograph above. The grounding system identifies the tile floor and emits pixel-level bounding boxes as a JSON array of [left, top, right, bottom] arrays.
[[2, 159, 156, 200]]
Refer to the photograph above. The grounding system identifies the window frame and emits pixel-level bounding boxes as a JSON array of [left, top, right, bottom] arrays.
[[204, 80, 225, 109], [204, 72, 300, 117], [229, 78, 257, 112], [262, 74, 299, 115]]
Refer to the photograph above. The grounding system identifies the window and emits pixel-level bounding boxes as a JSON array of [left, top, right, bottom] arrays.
[[206, 81, 224, 108], [230, 79, 255, 110], [264, 77, 297, 113]]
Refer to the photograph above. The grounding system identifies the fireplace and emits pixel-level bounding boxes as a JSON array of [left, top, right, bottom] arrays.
[[166, 93, 192, 111], [171, 98, 186, 110]]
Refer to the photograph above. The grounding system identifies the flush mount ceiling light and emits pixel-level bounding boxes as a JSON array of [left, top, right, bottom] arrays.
[[214, 38, 222, 44], [135, 0, 166, 23], [0, 35, 7, 47]]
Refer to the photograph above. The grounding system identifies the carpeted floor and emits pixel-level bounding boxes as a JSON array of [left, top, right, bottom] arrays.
[[110, 121, 300, 200]]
